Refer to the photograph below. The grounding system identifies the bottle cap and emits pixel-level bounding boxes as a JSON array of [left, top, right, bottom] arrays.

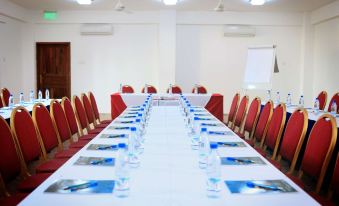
[[118, 143, 126, 149], [210, 143, 218, 149], [131, 127, 137, 131], [138, 113, 142, 117], [143, 104, 146, 107], [187, 104, 191, 107], [201, 127, 207, 132], [194, 117, 199, 120], [190, 109, 194, 112], [136, 119, 141, 123], [141, 108, 144, 111]]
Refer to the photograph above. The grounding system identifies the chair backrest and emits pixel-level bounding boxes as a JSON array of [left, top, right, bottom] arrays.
[[88, 92, 100, 122], [81, 93, 96, 126], [1, 88, 10, 107], [278, 108, 308, 173], [242, 97, 261, 139], [253, 100, 274, 144], [0, 94, 3, 108], [300, 114, 337, 193], [167, 85, 182, 94], [72, 95, 90, 132], [62, 97, 81, 136], [32, 103, 61, 153], [317, 91, 327, 111], [0, 116, 25, 191], [192, 85, 207, 94], [122, 85, 134, 93], [227, 93, 240, 125], [263, 103, 286, 159], [50, 99, 73, 143], [10, 107, 46, 164], [232, 95, 249, 130], [328, 92, 339, 113], [141, 85, 157, 94]]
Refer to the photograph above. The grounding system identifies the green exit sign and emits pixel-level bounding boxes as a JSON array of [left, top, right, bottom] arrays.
[[43, 11, 57, 20]]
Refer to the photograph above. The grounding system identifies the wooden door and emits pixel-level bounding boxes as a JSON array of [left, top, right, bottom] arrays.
[[36, 42, 71, 99]]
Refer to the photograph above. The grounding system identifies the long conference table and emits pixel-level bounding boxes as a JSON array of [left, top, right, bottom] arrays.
[[19, 101, 319, 205]]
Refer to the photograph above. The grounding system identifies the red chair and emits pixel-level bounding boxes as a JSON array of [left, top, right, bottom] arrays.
[[246, 100, 274, 147], [255, 103, 286, 159], [0, 192, 28, 206], [316, 91, 327, 111], [192, 85, 207, 94], [166, 85, 182, 94], [269, 108, 308, 172], [88, 92, 112, 125], [81, 93, 107, 129], [141, 85, 157, 94], [122, 85, 134, 93], [0, 94, 3, 108], [287, 114, 337, 193], [1, 88, 10, 107], [72, 95, 103, 136], [225, 93, 240, 127], [236, 97, 261, 140], [61, 97, 96, 142], [10, 107, 67, 174], [328, 92, 339, 113], [0, 116, 51, 193], [231, 95, 249, 132]]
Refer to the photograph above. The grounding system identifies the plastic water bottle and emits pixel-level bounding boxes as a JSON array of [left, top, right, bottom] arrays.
[[135, 119, 144, 154], [331, 101, 337, 116], [45, 89, 50, 100], [199, 128, 210, 169], [194, 84, 198, 94], [314, 98, 320, 114], [286, 93, 292, 106], [19, 92, 24, 105], [191, 117, 200, 150], [29, 90, 34, 103], [169, 84, 173, 94], [8, 95, 14, 108], [299, 95, 304, 108], [266, 90, 271, 102], [38, 90, 42, 102], [276, 92, 280, 104], [144, 84, 148, 94], [206, 143, 221, 198], [128, 127, 140, 168], [115, 143, 130, 198]]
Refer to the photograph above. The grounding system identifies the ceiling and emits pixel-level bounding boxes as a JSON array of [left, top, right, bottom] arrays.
[[9, 0, 336, 12]]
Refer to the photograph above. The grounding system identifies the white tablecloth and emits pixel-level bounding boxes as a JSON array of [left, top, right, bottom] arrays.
[[19, 106, 319, 206]]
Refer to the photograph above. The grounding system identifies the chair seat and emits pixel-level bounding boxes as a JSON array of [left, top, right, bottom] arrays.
[[79, 134, 96, 141], [54, 149, 79, 159], [255, 148, 267, 157], [0, 193, 29, 206], [267, 159, 282, 170], [95, 123, 108, 129], [286, 173, 305, 189], [245, 139, 255, 147], [88, 128, 103, 135], [309, 192, 335, 206], [17, 173, 52, 192], [69, 140, 89, 149], [35, 159, 68, 173], [100, 120, 112, 124], [235, 132, 245, 139]]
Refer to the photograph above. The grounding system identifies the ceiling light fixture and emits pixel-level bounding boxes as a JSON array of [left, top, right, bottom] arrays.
[[249, 0, 266, 6], [163, 0, 178, 6], [77, 0, 92, 5]]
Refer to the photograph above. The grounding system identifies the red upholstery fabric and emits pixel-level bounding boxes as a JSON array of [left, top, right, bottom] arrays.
[[63, 98, 80, 136], [88, 92, 100, 121], [35, 159, 67, 173], [309, 192, 335, 206], [279, 110, 306, 162], [328, 93, 339, 113], [253, 101, 272, 143], [267, 159, 282, 170], [73, 96, 89, 130], [0, 96, 3, 108], [227, 93, 239, 124], [0, 193, 28, 206], [192, 86, 207, 94], [205, 94, 224, 122], [82, 94, 96, 125], [88, 128, 103, 134], [17, 173, 52, 192], [101, 120, 112, 124], [317, 91, 327, 111], [51, 101, 71, 142], [233, 96, 248, 128], [141, 86, 157, 93], [12, 109, 42, 164], [1, 88, 10, 106], [244, 98, 260, 133], [55, 149, 78, 159], [167, 86, 182, 94], [301, 117, 334, 179], [69, 140, 89, 149], [33, 105, 59, 152], [0, 117, 22, 184], [330, 155, 339, 192], [264, 105, 285, 150], [96, 123, 108, 129], [79, 134, 96, 141], [111, 93, 127, 120], [122, 85, 134, 93]]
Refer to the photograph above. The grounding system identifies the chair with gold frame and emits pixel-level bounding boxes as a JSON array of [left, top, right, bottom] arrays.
[[88, 91, 112, 125], [192, 85, 207, 94], [0, 88, 10, 107], [166, 85, 182, 94], [231, 95, 249, 132], [122, 85, 134, 93], [316, 91, 327, 111], [81, 93, 107, 129], [328, 92, 339, 113], [141, 85, 157, 94], [225, 93, 240, 127]]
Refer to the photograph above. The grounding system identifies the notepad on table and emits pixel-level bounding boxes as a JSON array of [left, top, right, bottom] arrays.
[[74, 156, 115, 166], [87, 144, 119, 151], [220, 157, 265, 165], [225, 180, 297, 194], [100, 134, 127, 139]]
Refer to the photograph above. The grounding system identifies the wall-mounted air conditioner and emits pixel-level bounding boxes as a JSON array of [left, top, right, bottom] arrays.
[[224, 25, 256, 37], [80, 23, 113, 35]]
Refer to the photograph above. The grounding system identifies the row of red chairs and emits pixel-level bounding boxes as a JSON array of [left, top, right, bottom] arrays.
[[225, 93, 338, 205], [121, 84, 207, 94], [314, 91, 339, 113], [0, 92, 111, 205]]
